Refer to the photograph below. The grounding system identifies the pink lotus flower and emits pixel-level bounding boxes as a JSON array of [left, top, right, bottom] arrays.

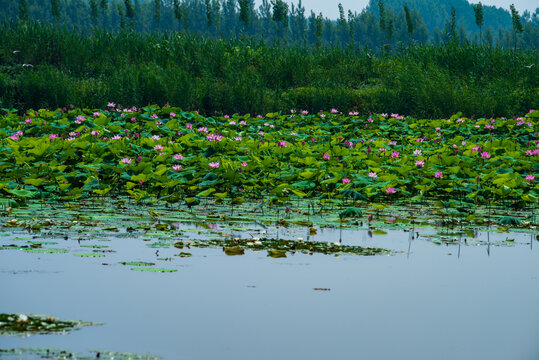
[[388, 141, 397, 145], [331, 108, 339, 114], [369, 172, 377, 179], [121, 158, 132, 164], [434, 171, 443, 179], [278, 141, 288, 147], [525, 175, 535, 182], [154, 145, 164, 151], [151, 114, 158, 119], [379, 148, 387, 152], [209, 162, 220, 168], [25, 118, 32, 124], [301, 110, 309, 115], [480, 151, 491, 159], [234, 136, 242, 141], [206, 133, 224, 142], [170, 112, 176, 117], [390, 151, 400, 158], [386, 187, 396, 194], [323, 154, 330, 160], [342, 178, 351, 184], [91, 130, 99, 136], [173, 154, 183, 161], [413, 149, 422, 156], [198, 127, 209, 133], [172, 164, 182, 171], [472, 146, 481, 152], [415, 160, 424, 167], [239, 120, 247, 126], [186, 123, 193, 129], [229, 121, 236, 125], [107, 102, 116, 108], [241, 162, 248, 167]]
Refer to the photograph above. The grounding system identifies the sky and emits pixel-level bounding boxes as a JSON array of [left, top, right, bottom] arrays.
[[253, 0, 538, 19]]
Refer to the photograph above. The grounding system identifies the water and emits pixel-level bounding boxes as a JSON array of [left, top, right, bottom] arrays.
[[1, 223, 538, 360]]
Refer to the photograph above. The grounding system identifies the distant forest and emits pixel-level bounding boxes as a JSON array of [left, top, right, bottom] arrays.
[[1, 0, 538, 49]]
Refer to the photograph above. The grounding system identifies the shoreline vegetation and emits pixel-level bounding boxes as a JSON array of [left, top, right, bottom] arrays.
[[0, 21, 537, 118]]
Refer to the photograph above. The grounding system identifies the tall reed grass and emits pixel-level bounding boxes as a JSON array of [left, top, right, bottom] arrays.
[[0, 21, 537, 117]]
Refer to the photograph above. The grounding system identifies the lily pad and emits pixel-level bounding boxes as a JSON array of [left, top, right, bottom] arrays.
[[0, 313, 99, 336], [130, 267, 177, 273]]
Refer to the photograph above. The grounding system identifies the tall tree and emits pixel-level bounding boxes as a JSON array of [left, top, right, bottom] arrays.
[[51, 0, 61, 22], [449, 6, 457, 41], [338, 3, 347, 43], [212, 0, 221, 31], [315, 12, 323, 48], [338, 3, 346, 27], [18, 0, 29, 20], [271, 0, 289, 35], [473, 2, 484, 44], [100, 0, 108, 14], [124, 0, 135, 20], [238, 0, 251, 29], [154, 0, 161, 27], [117, 3, 126, 29], [347, 10, 355, 44], [378, 0, 385, 32], [404, 3, 414, 38], [205, 0, 213, 27], [90, 0, 99, 24], [173, 0, 183, 26], [510, 4, 523, 49], [296, 0, 306, 40], [100, 0, 109, 27]]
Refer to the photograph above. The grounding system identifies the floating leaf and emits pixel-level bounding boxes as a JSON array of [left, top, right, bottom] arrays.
[[130, 267, 177, 273], [224, 246, 245, 256]]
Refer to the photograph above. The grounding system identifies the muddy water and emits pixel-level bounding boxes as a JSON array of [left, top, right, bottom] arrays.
[[1, 223, 538, 360]]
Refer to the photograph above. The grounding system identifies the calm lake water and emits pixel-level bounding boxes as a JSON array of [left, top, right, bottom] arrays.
[[1, 222, 538, 360]]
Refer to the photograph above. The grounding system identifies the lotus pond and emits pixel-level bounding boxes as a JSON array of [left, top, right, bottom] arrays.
[[0, 107, 538, 359]]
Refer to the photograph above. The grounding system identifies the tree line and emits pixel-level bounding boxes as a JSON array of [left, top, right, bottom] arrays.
[[1, 0, 538, 49]]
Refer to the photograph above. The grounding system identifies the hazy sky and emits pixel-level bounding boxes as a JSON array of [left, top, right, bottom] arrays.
[[254, 0, 538, 19]]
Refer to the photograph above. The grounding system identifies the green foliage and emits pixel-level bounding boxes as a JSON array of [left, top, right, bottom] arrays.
[[404, 3, 414, 36], [0, 105, 536, 206], [18, 0, 29, 20], [0, 22, 536, 117], [50, 0, 61, 22]]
